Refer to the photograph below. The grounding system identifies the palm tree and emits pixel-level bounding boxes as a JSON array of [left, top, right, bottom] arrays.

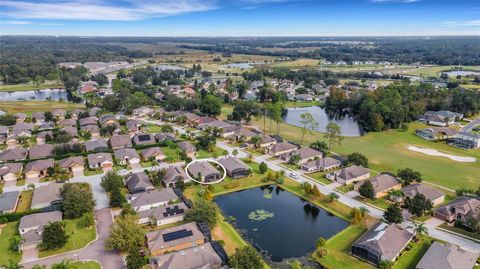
[[328, 192, 339, 203], [388, 189, 404, 202], [50, 259, 73, 269], [6, 260, 24, 269], [359, 206, 370, 217], [407, 222, 429, 241]]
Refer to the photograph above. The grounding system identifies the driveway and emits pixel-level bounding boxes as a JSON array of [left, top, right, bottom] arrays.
[[21, 208, 123, 269], [21, 247, 39, 263]]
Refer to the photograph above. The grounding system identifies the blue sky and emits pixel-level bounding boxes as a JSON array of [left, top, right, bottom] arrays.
[[0, 0, 479, 36]]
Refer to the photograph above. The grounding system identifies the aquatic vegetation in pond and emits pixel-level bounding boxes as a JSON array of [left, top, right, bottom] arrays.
[[263, 189, 273, 199], [248, 209, 274, 221]]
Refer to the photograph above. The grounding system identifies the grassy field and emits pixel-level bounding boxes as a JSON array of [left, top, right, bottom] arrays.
[[0, 82, 64, 92], [0, 101, 85, 114], [16, 190, 33, 212], [0, 221, 22, 266], [39, 218, 96, 258], [393, 236, 434, 269], [248, 117, 480, 190], [71, 261, 101, 269], [196, 147, 227, 159]]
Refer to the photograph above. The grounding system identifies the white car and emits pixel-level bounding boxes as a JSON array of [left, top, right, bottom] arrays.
[[118, 169, 128, 174], [289, 172, 299, 179]]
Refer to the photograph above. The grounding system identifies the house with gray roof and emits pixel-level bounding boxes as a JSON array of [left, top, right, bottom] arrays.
[[133, 133, 156, 145], [58, 156, 84, 177], [351, 222, 414, 265], [188, 161, 221, 183], [87, 153, 113, 171], [125, 172, 154, 194], [84, 139, 109, 152], [52, 109, 66, 120], [62, 126, 78, 138], [140, 147, 166, 162], [400, 183, 445, 206], [357, 174, 402, 199], [415, 127, 457, 141], [0, 148, 28, 162], [327, 165, 370, 185], [146, 222, 206, 256], [163, 166, 189, 187], [279, 147, 323, 164], [301, 157, 342, 173], [36, 131, 53, 145], [88, 107, 101, 116], [24, 159, 54, 180], [0, 162, 23, 182], [58, 118, 76, 128], [177, 141, 196, 158], [110, 134, 132, 149], [217, 157, 250, 178], [415, 241, 479, 269], [155, 133, 177, 143], [138, 202, 188, 226], [32, 112, 45, 124], [128, 188, 178, 212], [435, 196, 480, 223], [268, 141, 298, 156], [257, 134, 277, 148], [81, 124, 100, 138], [37, 122, 55, 131], [14, 113, 27, 123], [28, 144, 54, 159], [19, 211, 63, 250], [150, 242, 224, 269], [14, 122, 35, 132], [0, 191, 19, 214], [114, 148, 140, 166], [79, 116, 98, 126], [31, 183, 63, 210]]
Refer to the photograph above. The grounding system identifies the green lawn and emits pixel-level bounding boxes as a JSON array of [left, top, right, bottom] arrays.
[[0, 82, 64, 92], [307, 172, 332, 185], [71, 261, 101, 269], [355, 197, 391, 210], [0, 222, 22, 266], [160, 146, 182, 162], [147, 124, 164, 133], [196, 147, 227, 159], [39, 218, 96, 258], [16, 179, 25, 186], [336, 184, 354, 193], [16, 190, 33, 212], [83, 169, 103, 176], [250, 117, 480, 190], [0, 101, 85, 115], [393, 236, 434, 269], [438, 224, 480, 241]]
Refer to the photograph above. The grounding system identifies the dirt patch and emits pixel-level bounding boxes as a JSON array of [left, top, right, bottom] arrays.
[[407, 145, 476, 163]]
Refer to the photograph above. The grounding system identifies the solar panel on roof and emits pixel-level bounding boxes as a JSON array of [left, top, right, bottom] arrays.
[[162, 229, 193, 242], [163, 206, 185, 217], [138, 134, 151, 142]]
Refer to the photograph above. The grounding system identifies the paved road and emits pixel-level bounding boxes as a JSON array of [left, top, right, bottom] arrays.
[[21, 208, 123, 269]]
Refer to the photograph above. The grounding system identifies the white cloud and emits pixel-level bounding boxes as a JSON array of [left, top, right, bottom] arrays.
[[371, 0, 420, 3], [0, 0, 217, 21], [442, 20, 480, 27], [3, 20, 32, 25]]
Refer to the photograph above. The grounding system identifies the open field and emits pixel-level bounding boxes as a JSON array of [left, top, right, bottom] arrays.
[[0, 221, 21, 266], [248, 117, 480, 190], [0, 101, 85, 114], [0, 82, 64, 92]]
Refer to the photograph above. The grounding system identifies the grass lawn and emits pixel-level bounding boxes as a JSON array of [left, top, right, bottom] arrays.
[[16, 179, 26, 186], [0, 222, 22, 266], [83, 169, 103, 176], [0, 82, 64, 92], [438, 224, 480, 241], [160, 146, 182, 162], [355, 197, 391, 210], [196, 147, 227, 159], [147, 124, 164, 133], [250, 117, 480, 190], [71, 261, 101, 269], [336, 184, 354, 193], [16, 190, 33, 212], [38, 218, 96, 258], [279, 162, 300, 171], [393, 236, 434, 269], [0, 101, 85, 115]]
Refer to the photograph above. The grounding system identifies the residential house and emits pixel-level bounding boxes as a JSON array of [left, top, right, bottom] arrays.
[[418, 111, 463, 127], [295, 93, 314, 102], [28, 144, 54, 159], [58, 118, 76, 128], [150, 242, 224, 269], [188, 161, 221, 183], [128, 188, 178, 212], [88, 107, 102, 117], [133, 106, 154, 117], [351, 222, 414, 265], [434, 196, 480, 223], [31, 112, 45, 124], [257, 135, 277, 148], [455, 131, 480, 149], [400, 183, 445, 206], [327, 166, 370, 185], [114, 148, 140, 166], [177, 141, 196, 158], [14, 113, 27, 123], [358, 174, 402, 199], [99, 114, 117, 126], [268, 141, 298, 157], [133, 133, 156, 146], [125, 172, 154, 194], [37, 122, 55, 131], [0, 163, 23, 182], [146, 222, 206, 256], [81, 124, 100, 138], [138, 202, 188, 226], [279, 147, 323, 164], [52, 109, 66, 120], [140, 147, 166, 162], [58, 156, 85, 177], [69, 109, 86, 120], [0, 148, 28, 162], [415, 241, 479, 269], [236, 128, 257, 142], [36, 131, 52, 145], [126, 120, 140, 135], [85, 139, 109, 152], [19, 211, 63, 250], [62, 126, 78, 138], [415, 127, 457, 141], [24, 159, 54, 180], [301, 157, 342, 173], [0, 191, 20, 214], [110, 134, 132, 150], [217, 157, 251, 179], [30, 183, 63, 210], [87, 153, 113, 171], [13, 122, 34, 132], [79, 116, 98, 127], [163, 166, 189, 187], [79, 81, 98, 94], [155, 133, 177, 143]]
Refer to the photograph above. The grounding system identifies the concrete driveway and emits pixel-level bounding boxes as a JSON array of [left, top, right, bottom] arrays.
[[21, 246, 39, 263]]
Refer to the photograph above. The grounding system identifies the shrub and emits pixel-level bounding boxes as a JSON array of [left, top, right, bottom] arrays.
[[224, 181, 241, 189]]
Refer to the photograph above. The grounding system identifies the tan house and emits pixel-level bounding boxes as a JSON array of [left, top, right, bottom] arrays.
[[146, 222, 206, 256], [28, 144, 54, 159], [279, 147, 323, 164], [110, 134, 132, 150], [177, 141, 196, 158], [140, 147, 166, 162], [0, 163, 23, 182], [58, 156, 85, 177], [358, 174, 402, 199], [327, 165, 370, 185], [150, 242, 223, 269], [114, 148, 140, 166], [258, 135, 277, 148], [87, 153, 113, 171], [435, 196, 480, 223], [24, 159, 54, 180], [36, 131, 53, 145], [400, 183, 445, 206], [268, 141, 298, 157]]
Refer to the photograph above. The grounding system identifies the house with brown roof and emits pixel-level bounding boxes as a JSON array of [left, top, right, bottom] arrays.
[[14, 113, 27, 123], [133, 133, 156, 146], [0, 148, 28, 162], [133, 106, 154, 117], [351, 222, 414, 265], [236, 128, 257, 142], [114, 148, 140, 166], [58, 156, 85, 177], [24, 159, 54, 180], [357, 173, 402, 199], [138, 202, 188, 226], [37, 122, 55, 131], [434, 196, 480, 223], [79, 116, 98, 127], [110, 134, 133, 149], [128, 188, 178, 212], [415, 127, 457, 141], [327, 165, 370, 185], [52, 109, 66, 120], [125, 172, 154, 194], [279, 147, 323, 164], [81, 124, 100, 138], [268, 141, 298, 157], [32, 112, 45, 124], [155, 133, 177, 143], [62, 126, 78, 138], [29, 144, 54, 159], [140, 147, 166, 162], [150, 242, 223, 269], [0, 162, 23, 182], [177, 141, 196, 158], [257, 134, 277, 148], [163, 166, 189, 187], [85, 139, 109, 152], [58, 118, 76, 128], [87, 153, 113, 171], [36, 131, 52, 145], [99, 114, 117, 126], [217, 157, 251, 178], [188, 161, 221, 183], [88, 107, 101, 117], [415, 241, 479, 269], [19, 211, 63, 250], [301, 157, 342, 173], [400, 183, 445, 206], [31, 183, 63, 210], [146, 222, 206, 256], [13, 122, 35, 132], [126, 120, 140, 135]]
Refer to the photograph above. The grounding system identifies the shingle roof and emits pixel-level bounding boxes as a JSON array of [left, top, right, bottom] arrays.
[[270, 141, 297, 154], [155, 133, 177, 143], [435, 197, 480, 220], [87, 153, 113, 165], [110, 134, 132, 149], [139, 202, 188, 223], [140, 147, 164, 159], [303, 157, 341, 169], [188, 161, 220, 179], [178, 141, 196, 153], [114, 148, 140, 160], [31, 183, 63, 208], [125, 172, 153, 193], [401, 183, 444, 202], [0, 191, 19, 212], [129, 188, 178, 208], [0, 148, 28, 161], [146, 222, 205, 253], [217, 157, 249, 173], [163, 166, 187, 184], [79, 116, 98, 126], [58, 156, 84, 169], [24, 159, 54, 173], [152, 242, 222, 269], [416, 241, 479, 269], [338, 165, 370, 181], [28, 144, 54, 159], [133, 133, 156, 145], [0, 162, 23, 176], [19, 211, 62, 231], [368, 174, 401, 194], [84, 139, 108, 152]]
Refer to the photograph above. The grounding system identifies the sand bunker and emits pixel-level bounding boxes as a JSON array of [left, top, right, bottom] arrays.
[[407, 145, 476, 163]]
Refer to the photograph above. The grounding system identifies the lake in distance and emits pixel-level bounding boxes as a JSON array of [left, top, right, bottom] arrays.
[[0, 88, 67, 101]]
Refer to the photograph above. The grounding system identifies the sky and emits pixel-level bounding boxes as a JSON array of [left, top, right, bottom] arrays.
[[0, 0, 479, 36]]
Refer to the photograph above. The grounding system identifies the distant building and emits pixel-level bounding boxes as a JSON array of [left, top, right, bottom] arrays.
[[435, 196, 480, 223], [418, 111, 463, 127], [217, 157, 251, 179], [415, 127, 457, 141]]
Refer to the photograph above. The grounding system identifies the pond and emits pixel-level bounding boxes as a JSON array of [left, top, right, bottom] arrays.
[[0, 89, 67, 101], [221, 63, 253, 69], [214, 186, 349, 263], [283, 106, 363, 137]]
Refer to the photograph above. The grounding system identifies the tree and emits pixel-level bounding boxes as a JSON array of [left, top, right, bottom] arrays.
[[359, 206, 370, 217], [405, 194, 433, 218], [384, 203, 403, 224], [397, 168, 422, 185], [407, 222, 428, 241], [299, 112, 317, 144], [228, 246, 263, 269], [289, 154, 301, 165], [78, 212, 95, 228], [101, 171, 124, 192], [121, 203, 137, 217], [328, 192, 339, 203], [184, 199, 219, 229], [200, 94, 222, 116], [232, 149, 238, 156], [106, 214, 145, 252], [346, 152, 369, 167], [149, 169, 166, 187], [323, 123, 343, 152], [359, 181, 375, 199], [309, 140, 328, 153], [110, 187, 126, 207], [6, 260, 24, 269], [259, 162, 268, 174], [61, 183, 95, 219], [229, 100, 260, 122], [40, 221, 68, 250], [126, 247, 147, 269], [316, 237, 326, 248], [51, 259, 73, 269]]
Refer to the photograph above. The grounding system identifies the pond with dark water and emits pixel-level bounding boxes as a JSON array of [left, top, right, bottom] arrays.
[[0, 89, 67, 101]]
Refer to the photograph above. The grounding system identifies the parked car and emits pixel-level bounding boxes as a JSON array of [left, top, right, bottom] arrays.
[[289, 172, 299, 179]]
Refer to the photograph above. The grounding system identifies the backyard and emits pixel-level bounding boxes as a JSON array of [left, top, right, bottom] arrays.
[[0, 221, 21, 266]]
